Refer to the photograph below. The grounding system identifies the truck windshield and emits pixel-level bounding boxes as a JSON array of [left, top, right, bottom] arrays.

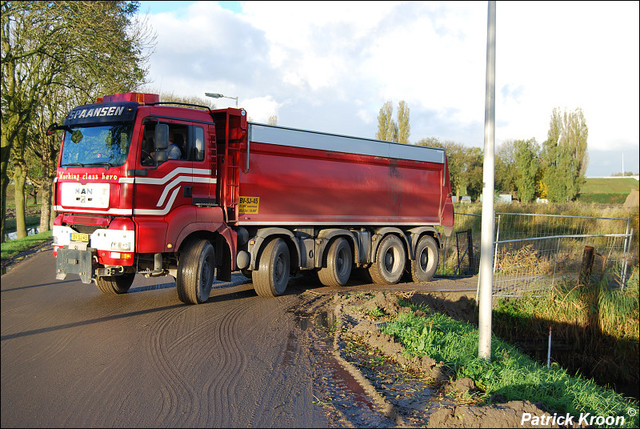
[[60, 123, 133, 167]]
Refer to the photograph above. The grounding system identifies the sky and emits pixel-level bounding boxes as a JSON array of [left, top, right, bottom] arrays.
[[135, 1, 639, 177]]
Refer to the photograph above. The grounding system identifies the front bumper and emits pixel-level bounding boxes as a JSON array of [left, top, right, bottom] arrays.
[[56, 246, 94, 284]]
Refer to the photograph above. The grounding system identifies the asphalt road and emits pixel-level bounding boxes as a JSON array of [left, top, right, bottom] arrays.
[[1, 248, 477, 428], [1, 249, 330, 428]]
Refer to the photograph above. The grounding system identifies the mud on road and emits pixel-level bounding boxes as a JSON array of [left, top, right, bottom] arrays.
[[290, 276, 561, 428]]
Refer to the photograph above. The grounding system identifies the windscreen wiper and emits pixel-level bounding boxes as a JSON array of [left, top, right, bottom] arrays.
[[86, 162, 116, 170]]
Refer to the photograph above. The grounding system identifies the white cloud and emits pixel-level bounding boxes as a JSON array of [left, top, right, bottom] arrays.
[[138, 1, 639, 176]]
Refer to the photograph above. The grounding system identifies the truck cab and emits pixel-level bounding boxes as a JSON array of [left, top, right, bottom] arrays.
[[52, 93, 242, 303]]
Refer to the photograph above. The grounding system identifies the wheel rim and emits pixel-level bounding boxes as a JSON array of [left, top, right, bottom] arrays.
[[275, 253, 286, 283], [337, 246, 349, 276], [419, 248, 429, 272], [272, 241, 290, 294], [199, 252, 214, 300], [384, 246, 400, 273], [384, 249, 393, 271]]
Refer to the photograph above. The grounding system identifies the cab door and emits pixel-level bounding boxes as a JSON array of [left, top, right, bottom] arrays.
[[132, 120, 196, 253], [134, 120, 194, 217], [189, 123, 218, 211]]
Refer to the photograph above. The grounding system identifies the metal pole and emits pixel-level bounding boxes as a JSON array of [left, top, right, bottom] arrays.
[[478, 0, 496, 361], [547, 325, 552, 368]]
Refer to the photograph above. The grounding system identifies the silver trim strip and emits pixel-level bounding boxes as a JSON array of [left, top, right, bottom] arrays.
[[249, 123, 445, 164], [53, 206, 133, 216], [237, 221, 439, 226]]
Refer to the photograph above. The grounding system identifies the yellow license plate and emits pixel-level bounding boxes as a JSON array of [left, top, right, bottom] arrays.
[[71, 233, 89, 242]]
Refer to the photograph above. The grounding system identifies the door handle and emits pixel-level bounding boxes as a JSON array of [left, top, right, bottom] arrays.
[[184, 186, 192, 198]]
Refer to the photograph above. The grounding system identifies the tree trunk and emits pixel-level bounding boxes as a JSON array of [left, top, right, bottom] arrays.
[[13, 161, 27, 239], [39, 180, 53, 232]]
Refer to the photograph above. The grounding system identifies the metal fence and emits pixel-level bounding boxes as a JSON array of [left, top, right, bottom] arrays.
[[439, 211, 634, 297]]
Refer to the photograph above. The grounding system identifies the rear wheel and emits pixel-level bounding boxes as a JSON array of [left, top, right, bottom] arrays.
[[410, 235, 439, 282], [96, 272, 135, 294], [369, 234, 406, 285], [253, 238, 290, 297], [318, 237, 352, 287], [176, 239, 215, 304]]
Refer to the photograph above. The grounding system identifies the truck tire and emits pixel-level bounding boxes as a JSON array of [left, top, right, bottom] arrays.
[[253, 238, 290, 297], [176, 239, 215, 304], [410, 235, 439, 283], [369, 234, 406, 285], [96, 273, 135, 294], [318, 237, 352, 287]]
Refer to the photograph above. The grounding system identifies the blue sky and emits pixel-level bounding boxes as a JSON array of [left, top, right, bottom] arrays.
[[135, 1, 639, 177]]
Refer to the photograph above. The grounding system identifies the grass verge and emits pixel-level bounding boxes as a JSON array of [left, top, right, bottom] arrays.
[[382, 301, 639, 428], [1, 230, 53, 261]]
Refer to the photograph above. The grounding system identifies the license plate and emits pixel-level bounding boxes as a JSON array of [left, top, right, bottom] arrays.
[[71, 233, 89, 242]]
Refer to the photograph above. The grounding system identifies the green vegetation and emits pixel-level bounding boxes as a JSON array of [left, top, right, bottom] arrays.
[[1, 1, 154, 243], [581, 178, 639, 194], [382, 301, 639, 428], [579, 178, 639, 204], [1, 230, 52, 261], [496, 270, 639, 344]]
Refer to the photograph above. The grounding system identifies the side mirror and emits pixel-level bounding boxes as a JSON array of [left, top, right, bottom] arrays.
[[47, 123, 61, 135], [154, 124, 169, 151], [154, 151, 168, 163]]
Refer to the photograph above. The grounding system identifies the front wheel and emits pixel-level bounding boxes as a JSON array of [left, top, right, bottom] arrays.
[[410, 235, 439, 283], [252, 238, 290, 297], [96, 272, 135, 294], [176, 239, 215, 304]]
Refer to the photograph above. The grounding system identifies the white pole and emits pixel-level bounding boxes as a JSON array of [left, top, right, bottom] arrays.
[[478, 0, 496, 361]]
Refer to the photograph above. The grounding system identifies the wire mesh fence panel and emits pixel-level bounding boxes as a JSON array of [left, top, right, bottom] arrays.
[[439, 211, 632, 297], [492, 213, 631, 296], [440, 213, 481, 276]]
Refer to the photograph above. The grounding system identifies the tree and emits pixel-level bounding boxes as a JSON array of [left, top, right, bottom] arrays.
[[513, 138, 540, 203], [375, 100, 410, 143], [495, 140, 518, 196], [541, 108, 589, 202], [461, 147, 483, 201], [397, 100, 410, 144], [376, 101, 396, 142], [417, 138, 468, 199], [1, 1, 154, 240]]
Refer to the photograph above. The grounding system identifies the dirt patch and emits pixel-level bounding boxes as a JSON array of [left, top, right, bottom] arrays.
[[624, 189, 639, 209], [294, 289, 570, 428]]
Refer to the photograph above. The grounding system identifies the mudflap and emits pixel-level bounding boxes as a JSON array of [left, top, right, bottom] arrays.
[[56, 247, 94, 284]]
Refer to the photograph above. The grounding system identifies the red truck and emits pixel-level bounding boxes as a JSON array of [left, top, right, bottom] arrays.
[[50, 92, 454, 304]]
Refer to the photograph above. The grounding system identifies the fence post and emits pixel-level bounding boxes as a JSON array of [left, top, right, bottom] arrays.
[[493, 214, 501, 274], [467, 229, 475, 274], [579, 246, 595, 286], [621, 219, 631, 290]]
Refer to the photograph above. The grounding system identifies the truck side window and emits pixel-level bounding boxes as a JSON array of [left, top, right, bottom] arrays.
[[167, 124, 188, 161], [141, 124, 156, 166], [193, 126, 205, 161]]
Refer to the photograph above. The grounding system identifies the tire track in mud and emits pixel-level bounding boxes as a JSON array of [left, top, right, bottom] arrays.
[[146, 305, 200, 426], [243, 299, 306, 427], [145, 297, 255, 427], [201, 301, 252, 427]]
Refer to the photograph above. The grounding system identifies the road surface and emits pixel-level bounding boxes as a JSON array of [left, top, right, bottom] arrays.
[[1, 247, 477, 427]]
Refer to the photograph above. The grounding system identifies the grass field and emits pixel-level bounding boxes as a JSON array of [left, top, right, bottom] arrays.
[[579, 177, 638, 204]]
